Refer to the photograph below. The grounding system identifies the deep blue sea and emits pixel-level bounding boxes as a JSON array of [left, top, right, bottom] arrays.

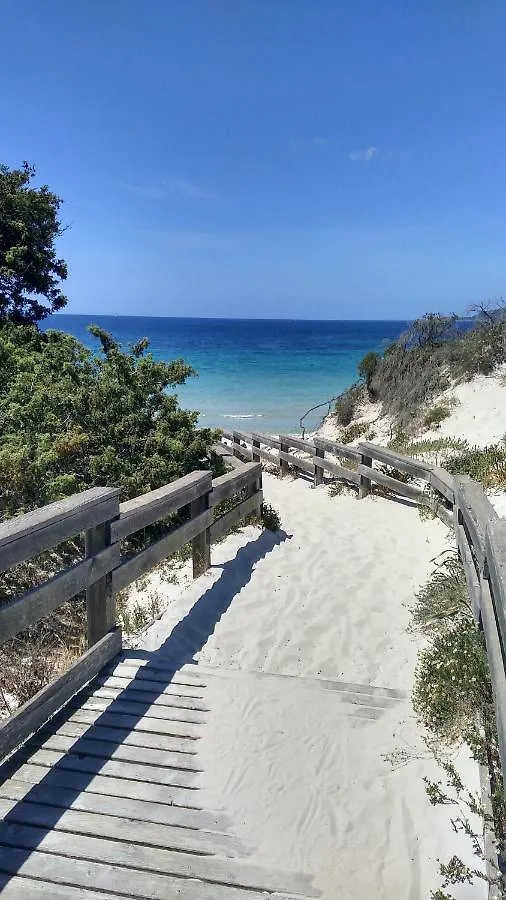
[[44, 316, 408, 434]]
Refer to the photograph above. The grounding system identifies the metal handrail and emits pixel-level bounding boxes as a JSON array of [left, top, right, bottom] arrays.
[[299, 396, 340, 439]]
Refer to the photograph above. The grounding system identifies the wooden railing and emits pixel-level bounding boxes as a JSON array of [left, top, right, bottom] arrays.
[[0, 460, 262, 761], [222, 428, 506, 774]]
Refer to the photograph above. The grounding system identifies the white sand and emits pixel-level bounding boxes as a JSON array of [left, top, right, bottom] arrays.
[[138, 473, 486, 899]]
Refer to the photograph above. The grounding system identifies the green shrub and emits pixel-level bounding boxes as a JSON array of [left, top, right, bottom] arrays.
[[340, 420, 369, 444], [358, 351, 380, 396], [423, 405, 451, 429], [261, 503, 281, 531], [410, 553, 471, 635], [334, 382, 363, 426], [445, 443, 506, 489]]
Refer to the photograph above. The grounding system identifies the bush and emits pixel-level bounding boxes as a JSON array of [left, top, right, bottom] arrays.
[[423, 405, 451, 430], [334, 382, 363, 427], [445, 443, 506, 489], [261, 503, 281, 531], [358, 351, 380, 396], [340, 420, 369, 444]]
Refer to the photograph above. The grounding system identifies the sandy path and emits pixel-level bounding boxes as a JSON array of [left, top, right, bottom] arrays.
[[139, 473, 485, 899]]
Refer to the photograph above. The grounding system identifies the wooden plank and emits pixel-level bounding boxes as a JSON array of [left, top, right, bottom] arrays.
[[430, 467, 455, 503], [314, 446, 324, 487], [87, 682, 208, 711], [0, 876, 125, 900], [0, 629, 121, 764], [0, 796, 243, 859], [357, 441, 433, 479], [229, 428, 252, 443], [251, 432, 281, 450], [455, 521, 481, 621], [111, 471, 211, 542], [278, 434, 315, 453], [0, 488, 120, 574], [1, 762, 202, 809], [211, 462, 261, 505], [0, 849, 289, 900], [64, 706, 202, 739], [112, 508, 213, 594], [27, 731, 202, 773], [357, 464, 427, 502], [485, 519, 506, 652], [43, 718, 199, 756], [317, 455, 360, 484], [278, 450, 314, 475], [86, 519, 115, 648], [0, 776, 229, 833], [191, 491, 211, 578], [72, 694, 206, 724], [252, 444, 279, 465], [313, 436, 362, 462], [358, 452, 372, 499], [210, 491, 263, 543], [455, 476, 498, 571], [0, 822, 318, 896], [231, 441, 252, 461], [114, 654, 207, 680], [480, 576, 506, 778], [105, 660, 206, 689], [0, 543, 119, 646], [96, 672, 205, 698], [211, 444, 244, 469], [15, 745, 198, 789]]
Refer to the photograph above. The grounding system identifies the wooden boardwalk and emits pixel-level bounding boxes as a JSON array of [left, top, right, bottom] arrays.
[[0, 652, 319, 899]]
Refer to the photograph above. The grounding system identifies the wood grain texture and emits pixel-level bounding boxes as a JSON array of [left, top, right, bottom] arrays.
[[485, 519, 506, 652], [317, 455, 360, 484], [357, 442, 433, 479], [430, 467, 455, 503], [211, 463, 261, 505], [0, 544, 119, 646], [358, 464, 426, 502], [250, 432, 281, 450], [0, 629, 121, 764], [111, 471, 211, 542], [210, 491, 263, 543], [0, 488, 120, 575], [278, 434, 315, 454], [480, 576, 506, 779], [278, 450, 314, 475], [313, 436, 362, 462]]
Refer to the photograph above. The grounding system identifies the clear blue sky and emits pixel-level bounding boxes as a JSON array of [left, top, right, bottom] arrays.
[[2, 1, 506, 319]]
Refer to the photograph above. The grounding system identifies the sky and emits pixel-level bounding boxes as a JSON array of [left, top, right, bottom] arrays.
[[2, 0, 506, 320]]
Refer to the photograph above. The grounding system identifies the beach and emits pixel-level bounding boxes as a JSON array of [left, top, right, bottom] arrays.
[[134, 472, 484, 899]]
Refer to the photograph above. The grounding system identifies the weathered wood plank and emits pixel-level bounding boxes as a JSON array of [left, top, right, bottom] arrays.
[[455, 520, 481, 621], [1, 762, 202, 808], [112, 508, 213, 594], [231, 441, 253, 461], [211, 463, 261, 505], [250, 444, 278, 464], [0, 822, 318, 896], [357, 442, 433, 479], [0, 628, 121, 764], [278, 434, 315, 453], [228, 428, 253, 443], [313, 436, 362, 462], [0, 876, 124, 900], [358, 453, 372, 499], [0, 543, 119, 646], [485, 519, 506, 652], [278, 450, 314, 475], [0, 849, 288, 900], [97, 671, 205, 698], [106, 660, 207, 689], [430, 467, 455, 503], [314, 446, 324, 487], [0, 776, 229, 833], [86, 519, 116, 648], [111, 471, 211, 542], [251, 432, 281, 450], [0, 488, 120, 575], [210, 491, 263, 543], [87, 682, 208, 711], [191, 491, 211, 578], [455, 476, 498, 571], [64, 706, 202, 739], [72, 694, 206, 724], [15, 745, 199, 789], [357, 464, 427, 502], [43, 718, 199, 755], [480, 576, 506, 777], [211, 443, 245, 469], [0, 796, 243, 859], [27, 731, 202, 773], [317, 455, 360, 484]]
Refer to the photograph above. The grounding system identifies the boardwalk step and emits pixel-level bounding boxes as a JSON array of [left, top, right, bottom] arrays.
[[47, 717, 199, 755], [26, 732, 202, 773], [71, 695, 207, 725]]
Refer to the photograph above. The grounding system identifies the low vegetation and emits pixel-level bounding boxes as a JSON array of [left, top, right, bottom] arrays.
[[334, 382, 363, 426]]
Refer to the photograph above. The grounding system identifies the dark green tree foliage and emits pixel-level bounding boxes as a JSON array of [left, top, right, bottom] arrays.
[[357, 350, 379, 396], [0, 323, 218, 517], [0, 162, 68, 324]]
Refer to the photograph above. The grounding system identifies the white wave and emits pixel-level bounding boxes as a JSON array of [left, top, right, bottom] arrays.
[[223, 413, 264, 419]]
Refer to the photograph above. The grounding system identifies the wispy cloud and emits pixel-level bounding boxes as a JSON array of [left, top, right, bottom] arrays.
[[116, 178, 218, 201], [349, 146, 378, 163]]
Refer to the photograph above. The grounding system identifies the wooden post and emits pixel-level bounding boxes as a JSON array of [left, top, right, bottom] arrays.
[[314, 446, 325, 487], [86, 491, 120, 647], [233, 430, 240, 458], [252, 437, 260, 463], [358, 453, 372, 499], [191, 489, 211, 578], [280, 438, 289, 477]]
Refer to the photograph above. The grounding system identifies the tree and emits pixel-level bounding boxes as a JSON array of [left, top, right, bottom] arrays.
[[0, 323, 219, 517], [0, 162, 68, 324], [357, 351, 379, 396]]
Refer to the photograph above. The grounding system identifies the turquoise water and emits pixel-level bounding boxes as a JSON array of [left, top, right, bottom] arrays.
[[44, 316, 408, 434]]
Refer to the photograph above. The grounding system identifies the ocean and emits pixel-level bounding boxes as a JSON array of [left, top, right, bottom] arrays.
[[43, 316, 408, 435]]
